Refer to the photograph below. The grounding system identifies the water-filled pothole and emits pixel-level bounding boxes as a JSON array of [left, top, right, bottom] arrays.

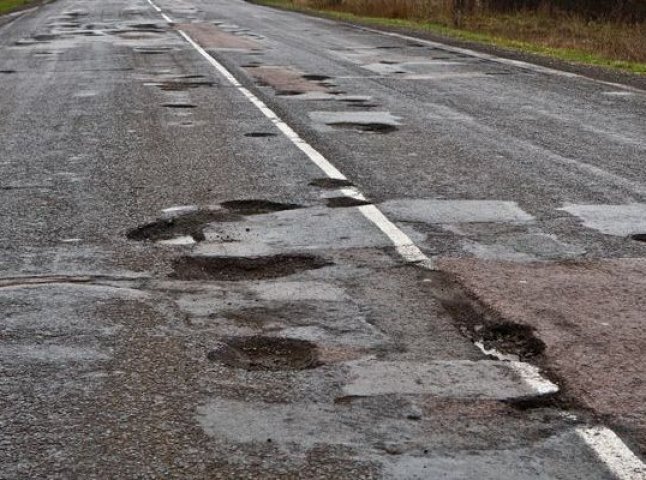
[[220, 199, 300, 215], [309, 178, 355, 189], [631, 234, 646, 242], [332, 122, 398, 134], [302, 74, 332, 81], [207, 336, 319, 371], [162, 103, 197, 109], [244, 132, 277, 138], [171, 254, 332, 281], [326, 197, 371, 208], [127, 210, 240, 243]]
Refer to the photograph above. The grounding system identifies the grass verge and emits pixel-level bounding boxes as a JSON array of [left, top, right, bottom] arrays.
[[0, 0, 39, 16], [254, 0, 646, 75]]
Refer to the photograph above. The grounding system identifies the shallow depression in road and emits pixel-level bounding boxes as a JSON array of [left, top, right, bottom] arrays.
[[207, 336, 320, 371], [170, 254, 333, 281]]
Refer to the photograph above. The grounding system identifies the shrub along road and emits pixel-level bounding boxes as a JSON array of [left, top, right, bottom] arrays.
[[0, 0, 645, 477]]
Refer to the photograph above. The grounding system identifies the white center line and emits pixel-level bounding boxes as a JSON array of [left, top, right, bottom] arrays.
[[145, 1, 646, 476], [149, 0, 435, 270]]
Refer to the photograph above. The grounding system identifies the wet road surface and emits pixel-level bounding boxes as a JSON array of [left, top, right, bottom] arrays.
[[1, 0, 645, 478]]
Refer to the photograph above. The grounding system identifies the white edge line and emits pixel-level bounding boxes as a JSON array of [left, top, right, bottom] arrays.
[[575, 426, 646, 480], [352, 25, 644, 94], [145, 3, 646, 475]]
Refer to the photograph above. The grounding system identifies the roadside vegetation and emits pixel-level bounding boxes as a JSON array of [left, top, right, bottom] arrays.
[[0, 0, 37, 15], [257, 0, 646, 74]]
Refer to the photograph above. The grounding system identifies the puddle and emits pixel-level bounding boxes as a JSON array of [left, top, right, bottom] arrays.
[[220, 199, 300, 215], [309, 178, 355, 189], [207, 336, 319, 371], [127, 209, 240, 243], [244, 132, 277, 138], [631, 234, 646, 242], [170, 254, 332, 281], [310, 111, 401, 134], [326, 197, 371, 208], [0, 70, 16, 74], [162, 103, 197, 109], [302, 74, 332, 81]]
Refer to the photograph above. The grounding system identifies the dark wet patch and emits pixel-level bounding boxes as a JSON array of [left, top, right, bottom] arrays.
[[244, 132, 277, 138], [32, 34, 58, 41], [177, 74, 206, 79], [129, 23, 166, 31], [630, 234, 646, 242], [275, 89, 303, 96], [326, 197, 371, 208], [158, 81, 215, 91], [220, 199, 300, 215], [331, 122, 398, 134], [0, 70, 16, 74], [170, 254, 332, 281], [406, 41, 425, 47], [478, 322, 545, 359], [127, 210, 240, 243], [379, 60, 399, 65], [344, 101, 379, 109], [309, 178, 355, 189], [302, 74, 332, 81], [207, 336, 319, 371], [375, 45, 399, 49], [162, 103, 197, 109]]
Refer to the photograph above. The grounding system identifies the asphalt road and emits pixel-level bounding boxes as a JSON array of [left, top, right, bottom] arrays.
[[1, 0, 645, 478]]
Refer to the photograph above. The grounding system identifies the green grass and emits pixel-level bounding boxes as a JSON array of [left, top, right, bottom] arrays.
[[0, 0, 38, 15], [255, 0, 646, 75]]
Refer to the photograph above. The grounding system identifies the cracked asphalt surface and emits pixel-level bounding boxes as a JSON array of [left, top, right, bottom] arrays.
[[1, 0, 645, 478]]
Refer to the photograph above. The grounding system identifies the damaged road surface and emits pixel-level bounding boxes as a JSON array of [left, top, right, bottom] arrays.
[[1, 0, 645, 478]]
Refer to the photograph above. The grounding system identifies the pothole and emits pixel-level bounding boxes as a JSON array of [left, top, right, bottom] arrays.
[[170, 254, 332, 281], [244, 132, 277, 138], [158, 81, 215, 91], [220, 199, 300, 215], [162, 103, 197, 109], [127, 209, 240, 243], [630, 234, 646, 242], [134, 47, 173, 54], [332, 122, 398, 134], [302, 74, 332, 81], [476, 322, 545, 359], [207, 336, 319, 371], [309, 178, 355, 189], [326, 197, 371, 208], [276, 90, 303, 96]]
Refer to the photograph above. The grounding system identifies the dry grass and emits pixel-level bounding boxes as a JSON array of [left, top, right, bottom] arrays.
[[283, 0, 646, 67]]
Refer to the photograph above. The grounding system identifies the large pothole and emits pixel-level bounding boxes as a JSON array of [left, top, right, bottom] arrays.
[[127, 210, 240, 243], [207, 336, 319, 371], [170, 254, 332, 281]]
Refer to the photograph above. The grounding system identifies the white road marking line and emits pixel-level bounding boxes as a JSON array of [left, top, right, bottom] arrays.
[[145, 2, 646, 473], [148, 4, 434, 268], [353, 25, 645, 94], [576, 427, 646, 480]]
